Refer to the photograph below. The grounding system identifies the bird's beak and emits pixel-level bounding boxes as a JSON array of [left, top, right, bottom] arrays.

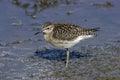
[[34, 31, 41, 35]]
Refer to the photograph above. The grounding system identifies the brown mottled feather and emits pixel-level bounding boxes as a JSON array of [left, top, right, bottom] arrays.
[[52, 23, 99, 40]]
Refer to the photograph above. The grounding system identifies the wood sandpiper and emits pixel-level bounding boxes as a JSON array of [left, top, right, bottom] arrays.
[[35, 22, 99, 68]]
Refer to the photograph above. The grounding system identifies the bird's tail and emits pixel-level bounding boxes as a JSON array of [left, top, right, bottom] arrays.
[[82, 27, 100, 36], [88, 27, 100, 32]]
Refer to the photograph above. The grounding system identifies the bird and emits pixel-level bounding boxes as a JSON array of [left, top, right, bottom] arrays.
[[35, 22, 99, 68]]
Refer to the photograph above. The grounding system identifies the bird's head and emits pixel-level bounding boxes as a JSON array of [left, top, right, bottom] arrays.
[[42, 22, 54, 34], [34, 22, 54, 35]]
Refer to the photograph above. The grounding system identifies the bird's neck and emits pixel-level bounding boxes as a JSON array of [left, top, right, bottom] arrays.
[[44, 32, 53, 42]]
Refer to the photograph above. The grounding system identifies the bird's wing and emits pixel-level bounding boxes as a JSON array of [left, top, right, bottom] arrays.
[[52, 23, 84, 41]]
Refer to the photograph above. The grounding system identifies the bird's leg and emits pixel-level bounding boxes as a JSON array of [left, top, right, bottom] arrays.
[[66, 48, 69, 68]]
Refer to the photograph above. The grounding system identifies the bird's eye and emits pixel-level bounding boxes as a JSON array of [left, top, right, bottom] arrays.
[[47, 27, 50, 29]]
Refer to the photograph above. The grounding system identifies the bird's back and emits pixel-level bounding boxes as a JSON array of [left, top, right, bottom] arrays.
[[52, 23, 99, 41]]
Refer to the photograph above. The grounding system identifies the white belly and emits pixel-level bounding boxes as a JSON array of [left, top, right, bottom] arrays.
[[50, 35, 94, 49]]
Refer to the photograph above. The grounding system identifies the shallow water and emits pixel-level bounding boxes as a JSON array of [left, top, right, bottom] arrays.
[[0, 0, 120, 80]]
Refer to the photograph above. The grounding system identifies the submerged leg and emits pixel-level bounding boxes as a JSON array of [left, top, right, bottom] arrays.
[[66, 48, 69, 68]]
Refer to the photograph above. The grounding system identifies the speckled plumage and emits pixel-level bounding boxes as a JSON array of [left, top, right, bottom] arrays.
[[42, 22, 99, 41], [40, 22, 99, 68], [52, 23, 98, 41]]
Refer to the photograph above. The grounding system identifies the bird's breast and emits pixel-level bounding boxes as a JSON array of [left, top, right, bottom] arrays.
[[44, 33, 94, 49]]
